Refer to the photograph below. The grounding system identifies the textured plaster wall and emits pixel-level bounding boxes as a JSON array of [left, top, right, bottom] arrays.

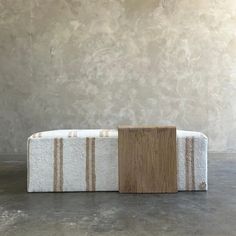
[[0, 0, 236, 154]]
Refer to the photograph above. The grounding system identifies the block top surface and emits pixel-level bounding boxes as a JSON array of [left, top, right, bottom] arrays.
[[118, 125, 176, 130]]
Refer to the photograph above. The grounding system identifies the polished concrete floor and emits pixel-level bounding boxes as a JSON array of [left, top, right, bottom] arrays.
[[0, 153, 236, 236]]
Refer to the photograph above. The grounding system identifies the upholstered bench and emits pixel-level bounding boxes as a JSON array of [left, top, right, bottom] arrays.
[[27, 129, 208, 192]]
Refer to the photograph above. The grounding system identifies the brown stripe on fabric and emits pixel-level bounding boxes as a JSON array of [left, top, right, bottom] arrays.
[[54, 139, 58, 191], [191, 138, 195, 190], [32, 133, 36, 138], [185, 137, 194, 191], [86, 138, 90, 191], [86, 138, 96, 191], [91, 138, 96, 191], [59, 138, 63, 191], [54, 138, 63, 192], [185, 137, 191, 190]]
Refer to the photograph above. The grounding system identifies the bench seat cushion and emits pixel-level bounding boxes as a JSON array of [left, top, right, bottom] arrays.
[[27, 129, 207, 192]]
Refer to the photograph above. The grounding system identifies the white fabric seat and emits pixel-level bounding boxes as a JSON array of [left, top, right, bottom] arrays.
[[27, 129, 208, 192]]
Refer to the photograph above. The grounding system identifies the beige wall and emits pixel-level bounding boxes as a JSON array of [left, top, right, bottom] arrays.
[[0, 0, 236, 154]]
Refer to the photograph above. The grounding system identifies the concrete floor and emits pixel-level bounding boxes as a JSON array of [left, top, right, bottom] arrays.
[[0, 154, 236, 236]]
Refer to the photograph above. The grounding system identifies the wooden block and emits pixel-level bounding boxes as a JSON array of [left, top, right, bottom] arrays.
[[118, 126, 177, 193]]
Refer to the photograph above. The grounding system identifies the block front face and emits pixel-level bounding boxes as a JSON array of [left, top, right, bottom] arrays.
[[118, 126, 177, 193]]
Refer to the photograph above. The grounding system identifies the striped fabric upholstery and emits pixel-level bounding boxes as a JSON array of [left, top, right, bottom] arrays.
[[27, 129, 208, 192]]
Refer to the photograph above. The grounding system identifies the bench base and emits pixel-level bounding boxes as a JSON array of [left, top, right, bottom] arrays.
[[27, 129, 208, 192]]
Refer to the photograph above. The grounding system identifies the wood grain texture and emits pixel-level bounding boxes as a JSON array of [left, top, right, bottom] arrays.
[[118, 126, 177, 193]]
